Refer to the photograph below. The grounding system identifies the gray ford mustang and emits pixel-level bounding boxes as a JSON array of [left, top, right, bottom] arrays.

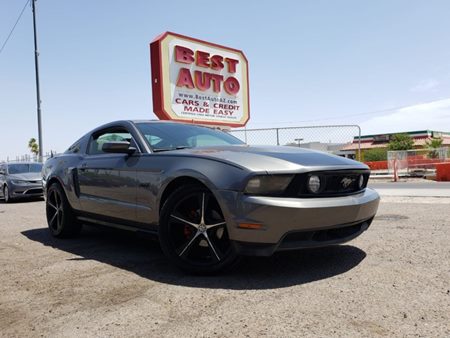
[[42, 120, 380, 273]]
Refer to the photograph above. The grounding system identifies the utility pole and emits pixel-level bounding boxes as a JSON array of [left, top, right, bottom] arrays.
[[32, 0, 43, 162]]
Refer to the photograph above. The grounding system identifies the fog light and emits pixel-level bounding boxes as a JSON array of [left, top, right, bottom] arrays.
[[307, 175, 321, 193], [358, 175, 364, 189]]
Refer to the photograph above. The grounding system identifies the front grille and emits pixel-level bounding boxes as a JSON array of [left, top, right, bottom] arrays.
[[279, 218, 372, 249], [25, 188, 43, 195], [284, 170, 370, 197]]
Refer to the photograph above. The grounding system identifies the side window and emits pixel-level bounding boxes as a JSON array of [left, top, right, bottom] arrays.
[[144, 135, 163, 147], [87, 128, 137, 155], [0, 164, 5, 175]]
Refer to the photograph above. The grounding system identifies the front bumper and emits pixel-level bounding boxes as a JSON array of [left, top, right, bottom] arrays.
[[9, 182, 43, 198], [217, 188, 380, 256]]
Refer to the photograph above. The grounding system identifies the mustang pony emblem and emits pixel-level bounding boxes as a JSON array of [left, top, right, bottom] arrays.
[[341, 177, 354, 188]]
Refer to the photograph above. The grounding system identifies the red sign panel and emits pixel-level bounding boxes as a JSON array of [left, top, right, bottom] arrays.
[[150, 32, 250, 127]]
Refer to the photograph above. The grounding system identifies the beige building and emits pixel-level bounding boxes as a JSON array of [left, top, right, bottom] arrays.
[[342, 130, 450, 161]]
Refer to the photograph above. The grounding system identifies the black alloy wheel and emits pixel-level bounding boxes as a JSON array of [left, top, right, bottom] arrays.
[[159, 184, 238, 274], [46, 183, 81, 238]]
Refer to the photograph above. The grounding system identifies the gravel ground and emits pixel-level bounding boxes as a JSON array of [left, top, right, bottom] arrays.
[[0, 197, 449, 337]]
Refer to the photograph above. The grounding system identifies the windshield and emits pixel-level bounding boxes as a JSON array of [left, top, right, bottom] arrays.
[[8, 163, 43, 174], [135, 123, 244, 151]]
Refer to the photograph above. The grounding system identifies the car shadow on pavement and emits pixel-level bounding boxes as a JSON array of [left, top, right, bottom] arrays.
[[22, 225, 366, 290], [0, 197, 44, 204]]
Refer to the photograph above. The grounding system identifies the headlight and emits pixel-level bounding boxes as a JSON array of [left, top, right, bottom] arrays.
[[245, 175, 293, 195], [11, 180, 27, 185], [307, 175, 322, 194]]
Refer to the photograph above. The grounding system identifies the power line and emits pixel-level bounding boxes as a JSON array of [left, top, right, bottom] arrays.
[[0, 0, 31, 56], [249, 97, 450, 126]]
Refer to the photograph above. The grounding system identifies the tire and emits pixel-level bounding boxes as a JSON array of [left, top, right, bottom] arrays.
[[159, 184, 239, 274], [3, 185, 12, 203], [46, 183, 82, 238]]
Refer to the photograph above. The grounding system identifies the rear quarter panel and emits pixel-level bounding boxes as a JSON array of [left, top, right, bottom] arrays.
[[43, 154, 84, 210]]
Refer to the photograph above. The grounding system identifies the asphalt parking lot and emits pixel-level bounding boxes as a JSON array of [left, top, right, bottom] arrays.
[[1, 191, 449, 337]]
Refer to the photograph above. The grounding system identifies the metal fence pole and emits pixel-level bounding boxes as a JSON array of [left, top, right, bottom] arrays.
[[357, 125, 361, 161], [276, 128, 280, 146]]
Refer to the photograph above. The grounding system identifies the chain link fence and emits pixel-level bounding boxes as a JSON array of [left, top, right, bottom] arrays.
[[229, 125, 361, 159], [388, 148, 450, 176], [3, 125, 362, 162], [0, 152, 54, 163]]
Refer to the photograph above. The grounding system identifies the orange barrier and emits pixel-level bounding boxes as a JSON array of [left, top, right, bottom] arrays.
[[408, 156, 447, 169], [436, 163, 450, 181], [365, 159, 450, 174], [364, 161, 388, 170]]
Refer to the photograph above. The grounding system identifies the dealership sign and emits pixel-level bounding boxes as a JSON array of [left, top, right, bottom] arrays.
[[150, 32, 250, 127]]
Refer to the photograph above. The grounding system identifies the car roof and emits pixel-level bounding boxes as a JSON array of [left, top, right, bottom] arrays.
[[5, 162, 42, 165], [129, 120, 194, 125], [91, 120, 182, 130], [94, 120, 216, 130], [130, 119, 167, 123]]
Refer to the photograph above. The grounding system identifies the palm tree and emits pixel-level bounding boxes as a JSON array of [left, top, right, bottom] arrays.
[[28, 138, 39, 157]]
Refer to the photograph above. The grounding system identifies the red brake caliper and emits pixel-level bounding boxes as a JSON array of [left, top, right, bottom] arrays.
[[183, 209, 197, 238]]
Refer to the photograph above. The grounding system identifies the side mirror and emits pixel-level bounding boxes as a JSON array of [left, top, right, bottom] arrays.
[[102, 141, 136, 155]]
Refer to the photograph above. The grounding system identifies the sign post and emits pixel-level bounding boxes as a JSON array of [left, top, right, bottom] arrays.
[[150, 32, 250, 128]]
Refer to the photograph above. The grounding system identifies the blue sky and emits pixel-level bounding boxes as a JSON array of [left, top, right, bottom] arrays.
[[1, 0, 450, 159]]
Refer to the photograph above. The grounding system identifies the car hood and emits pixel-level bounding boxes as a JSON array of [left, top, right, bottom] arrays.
[[8, 172, 42, 181], [170, 145, 368, 173]]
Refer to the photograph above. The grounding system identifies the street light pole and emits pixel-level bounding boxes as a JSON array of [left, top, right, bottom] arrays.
[[32, 0, 43, 162], [295, 138, 303, 147]]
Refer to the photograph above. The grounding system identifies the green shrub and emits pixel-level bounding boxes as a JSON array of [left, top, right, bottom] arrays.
[[364, 148, 387, 162], [387, 134, 414, 150]]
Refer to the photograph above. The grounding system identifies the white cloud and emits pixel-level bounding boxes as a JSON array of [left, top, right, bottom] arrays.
[[360, 98, 450, 135], [410, 79, 440, 92]]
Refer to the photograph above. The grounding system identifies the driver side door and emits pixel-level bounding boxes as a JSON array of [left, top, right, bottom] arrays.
[[77, 127, 139, 223]]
